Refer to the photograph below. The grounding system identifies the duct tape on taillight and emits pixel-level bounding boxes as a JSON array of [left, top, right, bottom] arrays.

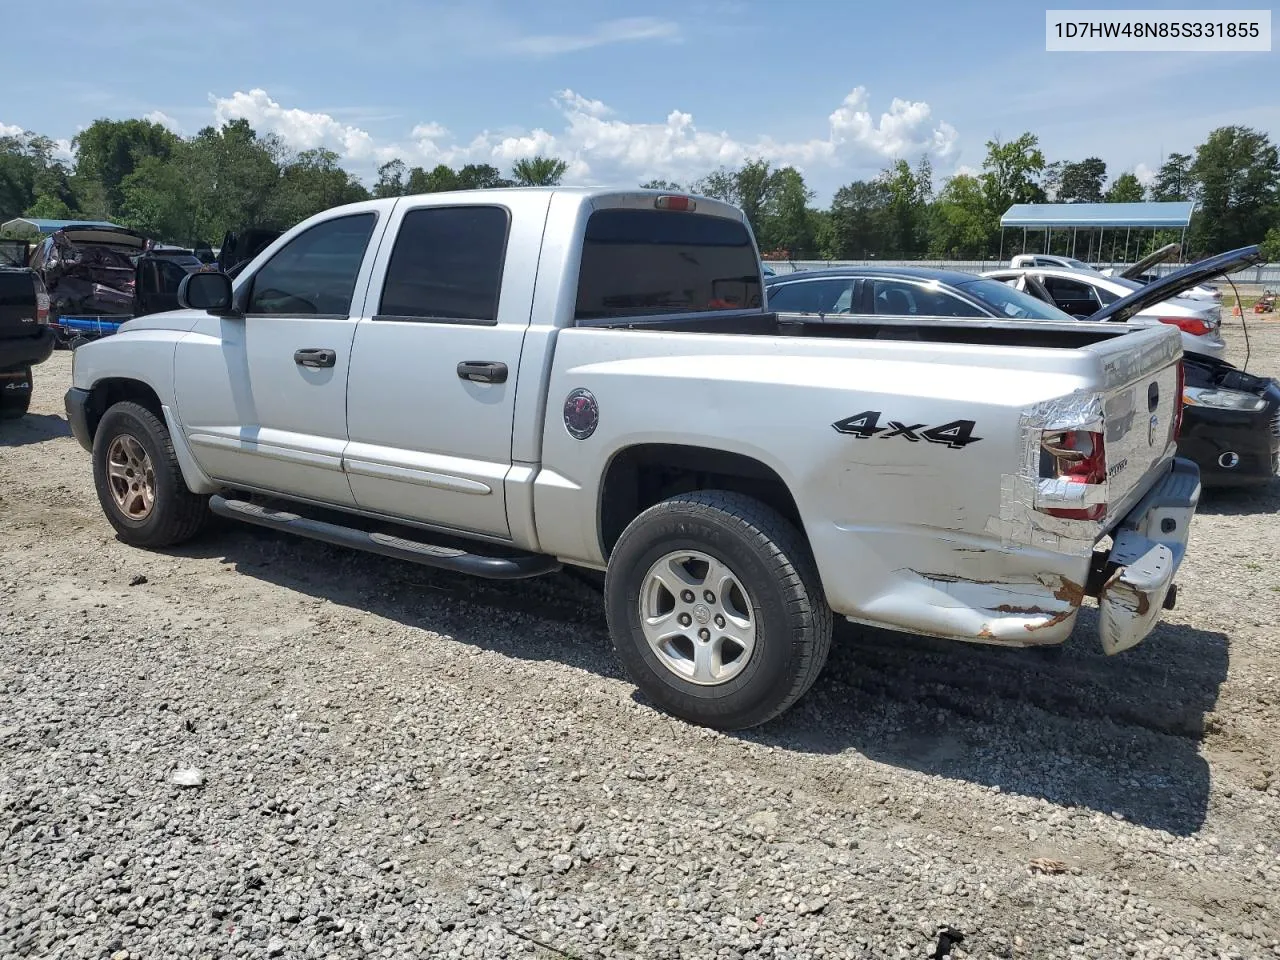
[[984, 389, 1106, 558]]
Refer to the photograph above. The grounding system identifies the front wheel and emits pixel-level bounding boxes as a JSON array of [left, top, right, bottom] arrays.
[[604, 491, 832, 730], [0, 367, 33, 420], [92, 401, 209, 548]]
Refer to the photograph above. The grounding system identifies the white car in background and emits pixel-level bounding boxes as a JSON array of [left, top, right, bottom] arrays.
[[983, 265, 1226, 360], [1010, 246, 1223, 303]]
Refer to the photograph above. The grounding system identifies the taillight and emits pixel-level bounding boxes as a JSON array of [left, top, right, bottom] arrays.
[[654, 194, 696, 212], [1174, 359, 1185, 440], [35, 290, 49, 325], [1041, 429, 1107, 521], [1157, 316, 1212, 337]]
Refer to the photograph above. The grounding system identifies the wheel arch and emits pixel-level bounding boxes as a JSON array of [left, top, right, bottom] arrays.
[[83, 377, 165, 444], [597, 442, 806, 561]]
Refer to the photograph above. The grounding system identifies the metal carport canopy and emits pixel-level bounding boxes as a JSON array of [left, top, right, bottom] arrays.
[[999, 201, 1196, 229]]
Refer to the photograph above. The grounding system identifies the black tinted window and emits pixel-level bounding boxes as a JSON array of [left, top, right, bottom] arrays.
[[767, 279, 856, 314], [377, 206, 509, 323], [871, 279, 985, 318], [247, 213, 376, 316], [575, 209, 760, 320]]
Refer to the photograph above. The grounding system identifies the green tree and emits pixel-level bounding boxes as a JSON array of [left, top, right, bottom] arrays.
[[1058, 158, 1107, 202], [511, 155, 568, 186], [406, 164, 458, 193], [759, 166, 815, 256], [180, 120, 282, 240], [980, 133, 1046, 217], [456, 164, 511, 189], [24, 193, 74, 220], [928, 173, 993, 258], [878, 156, 933, 256], [374, 159, 407, 198], [1150, 152, 1194, 201], [732, 159, 777, 235], [828, 179, 894, 259], [117, 151, 200, 242], [690, 168, 737, 203], [72, 119, 179, 217], [270, 148, 369, 226], [1190, 126, 1280, 254], [1104, 172, 1145, 203], [641, 178, 683, 190], [1, 130, 77, 221], [1260, 226, 1280, 261]]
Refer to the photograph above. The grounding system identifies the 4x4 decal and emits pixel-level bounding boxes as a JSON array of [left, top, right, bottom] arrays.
[[832, 410, 982, 449]]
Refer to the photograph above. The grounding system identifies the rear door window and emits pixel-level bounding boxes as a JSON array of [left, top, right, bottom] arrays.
[[1041, 276, 1103, 315], [871, 279, 985, 318], [766, 279, 856, 314], [376, 206, 509, 324], [575, 209, 761, 320], [246, 213, 376, 317]]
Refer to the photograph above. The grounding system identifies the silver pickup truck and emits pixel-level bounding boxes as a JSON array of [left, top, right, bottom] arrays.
[[65, 188, 1199, 729]]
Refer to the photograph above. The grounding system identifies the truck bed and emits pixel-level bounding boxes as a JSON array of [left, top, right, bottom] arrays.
[[577, 308, 1131, 350]]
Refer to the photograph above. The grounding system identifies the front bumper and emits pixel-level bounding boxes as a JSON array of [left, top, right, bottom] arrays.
[[1096, 457, 1200, 655], [0, 328, 56, 372], [64, 386, 95, 452], [1177, 384, 1280, 488]]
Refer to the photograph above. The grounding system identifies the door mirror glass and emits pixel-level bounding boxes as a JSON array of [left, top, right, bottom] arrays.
[[178, 271, 234, 314]]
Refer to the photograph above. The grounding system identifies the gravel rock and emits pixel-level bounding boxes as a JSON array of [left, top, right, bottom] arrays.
[[2, 327, 1279, 959], [169, 767, 205, 788]]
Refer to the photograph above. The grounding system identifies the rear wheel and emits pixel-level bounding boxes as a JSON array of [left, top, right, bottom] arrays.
[[604, 491, 832, 730], [0, 367, 33, 420], [92, 401, 209, 547]]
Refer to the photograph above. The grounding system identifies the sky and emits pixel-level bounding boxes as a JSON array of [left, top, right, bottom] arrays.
[[2, 0, 1276, 203]]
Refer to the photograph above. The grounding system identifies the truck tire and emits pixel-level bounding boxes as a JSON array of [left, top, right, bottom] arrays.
[[92, 401, 209, 548], [0, 367, 33, 420], [604, 491, 832, 730]]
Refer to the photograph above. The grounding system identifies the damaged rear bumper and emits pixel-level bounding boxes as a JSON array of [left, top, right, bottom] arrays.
[[1094, 457, 1200, 655]]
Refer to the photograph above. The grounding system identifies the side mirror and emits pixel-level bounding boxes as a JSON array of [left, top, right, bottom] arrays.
[[178, 271, 236, 315]]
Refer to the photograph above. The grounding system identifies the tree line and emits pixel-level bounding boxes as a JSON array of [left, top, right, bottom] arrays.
[[2, 116, 1277, 261]]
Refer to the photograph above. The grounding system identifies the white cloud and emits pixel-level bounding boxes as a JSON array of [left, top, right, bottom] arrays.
[[211, 88, 400, 165], [0, 121, 23, 138], [207, 85, 959, 189], [1134, 161, 1157, 186], [503, 17, 681, 56], [144, 110, 183, 134], [953, 164, 980, 177]]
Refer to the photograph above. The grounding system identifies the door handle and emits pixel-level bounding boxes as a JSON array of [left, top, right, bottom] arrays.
[[456, 361, 508, 384], [294, 348, 337, 369]]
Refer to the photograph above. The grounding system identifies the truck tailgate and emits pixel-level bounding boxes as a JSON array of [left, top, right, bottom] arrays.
[[0, 271, 39, 339], [1092, 326, 1185, 525]]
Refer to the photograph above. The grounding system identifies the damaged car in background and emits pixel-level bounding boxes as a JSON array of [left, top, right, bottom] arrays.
[[763, 246, 1276, 488], [26, 224, 207, 346]]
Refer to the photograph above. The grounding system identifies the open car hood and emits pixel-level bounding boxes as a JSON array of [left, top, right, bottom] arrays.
[[54, 225, 149, 252], [1119, 242, 1181, 280], [1087, 245, 1262, 323]]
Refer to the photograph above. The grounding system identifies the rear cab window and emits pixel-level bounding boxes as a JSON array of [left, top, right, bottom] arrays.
[[574, 210, 761, 321]]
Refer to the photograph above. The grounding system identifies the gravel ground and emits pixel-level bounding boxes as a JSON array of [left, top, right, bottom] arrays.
[[3, 312, 1279, 960]]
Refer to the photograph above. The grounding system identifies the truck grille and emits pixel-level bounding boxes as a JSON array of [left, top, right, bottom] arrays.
[[1272, 409, 1280, 440]]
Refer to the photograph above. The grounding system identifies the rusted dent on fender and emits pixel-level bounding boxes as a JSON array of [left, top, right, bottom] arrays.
[[1024, 609, 1075, 632], [1053, 578, 1086, 607], [903, 568, 1083, 646], [992, 603, 1075, 633]]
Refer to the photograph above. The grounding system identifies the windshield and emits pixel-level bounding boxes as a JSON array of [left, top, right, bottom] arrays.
[[955, 277, 1077, 321]]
